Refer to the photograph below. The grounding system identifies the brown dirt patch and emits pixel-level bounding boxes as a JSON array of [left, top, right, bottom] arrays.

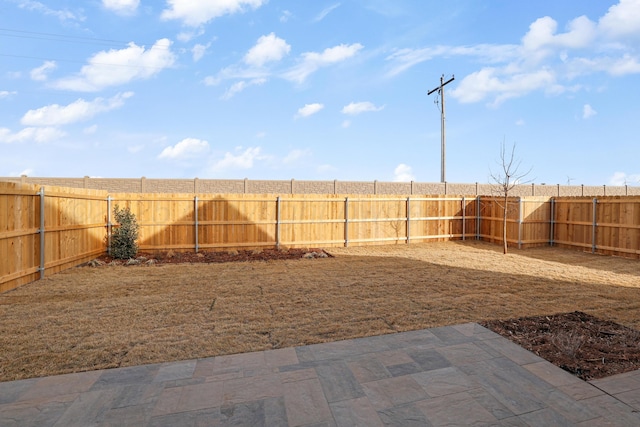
[[1, 241, 640, 382]]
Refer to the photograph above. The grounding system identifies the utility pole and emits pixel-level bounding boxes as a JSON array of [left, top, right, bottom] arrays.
[[428, 74, 454, 183]]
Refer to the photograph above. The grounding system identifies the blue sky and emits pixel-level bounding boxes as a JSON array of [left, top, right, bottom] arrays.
[[1, 0, 639, 186]]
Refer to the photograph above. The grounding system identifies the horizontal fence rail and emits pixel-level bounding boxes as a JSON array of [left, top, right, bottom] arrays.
[[2, 180, 640, 293]]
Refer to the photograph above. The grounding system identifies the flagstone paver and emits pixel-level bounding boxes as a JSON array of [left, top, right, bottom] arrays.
[[1, 323, 639, 426]]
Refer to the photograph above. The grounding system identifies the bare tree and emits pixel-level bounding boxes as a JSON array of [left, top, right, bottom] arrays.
[[489, 141, 533, 254]]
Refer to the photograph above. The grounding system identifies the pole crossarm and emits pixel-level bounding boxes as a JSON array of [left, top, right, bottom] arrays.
[[428, 74, 455, 183]]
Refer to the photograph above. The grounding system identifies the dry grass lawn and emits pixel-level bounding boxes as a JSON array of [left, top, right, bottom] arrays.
[[1, 241, 639, 382]]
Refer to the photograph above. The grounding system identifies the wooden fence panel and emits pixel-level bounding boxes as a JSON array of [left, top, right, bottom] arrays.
[[43, 187, 107, 275], [348, 197, 408, 246], [553, 198, 595, 251], [198, 195, 277, 250], [0, 182, 40, 292], [279, 195, 345, 247], [521, 197, 552, 247], [478, 197, 520, 246], [594, 198, 640, 258]]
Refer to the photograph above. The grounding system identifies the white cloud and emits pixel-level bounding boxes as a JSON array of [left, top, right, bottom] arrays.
[[177, 28, 205, 43], [515, 119, 525, 126], [341, 101, 384, 115], [0, 91, 17, 99], [203, 76, 220, 86], [608, 54, 640, 76], [102, 0, 139, 15], [295, 103, 324, 118], [599, 0, 640, 39], [158, 138, 209, 159], [450, 67, 555, 105], [220, 78, 266, 100], [314, 3, 340, 22], [244, 33, 291, 67], [161, 0, 266, 27], [283, 149, 311, 165], [609, 171, 640, 185], [386, 1, 640, 106], [52, 39, 176, 92], [394, 164, 415, 182], [283, 43, 364, 83], [21, 92, 134, 126], [211, 146, 264, 171], [582, 104, 597, 119], [12, 0, 84, 22], [192, 43, 210, 62], [83, 124, 98, 134], [522, 16, 596, 53], [342, 120, 351, 128], [0, 127, 66, 143], [30, 61, 56, 81], [280, 10, 292, 23], [385, 44, 518, 78]]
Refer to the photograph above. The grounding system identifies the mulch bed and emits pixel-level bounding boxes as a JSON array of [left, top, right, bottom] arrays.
[[96, 248, 331, 265], [481, 311, 640, 380]]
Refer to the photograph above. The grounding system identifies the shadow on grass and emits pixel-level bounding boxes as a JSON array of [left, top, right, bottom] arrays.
[[2, 248, 640, 381]]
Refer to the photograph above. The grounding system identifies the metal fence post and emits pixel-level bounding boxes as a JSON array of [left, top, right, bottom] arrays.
[[38, 187, 45, 279], [276, 196, 281, 250], [107, 196, 112, 256], [194, 196, 199, 253], [592, 198, 598, 253], [344, 197, 349, 247]]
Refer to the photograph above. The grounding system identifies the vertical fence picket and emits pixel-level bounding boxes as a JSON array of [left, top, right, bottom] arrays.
[[194, 196, 199, 253], [406, 197, 410, 244], [517, 197, 523, 249], [549, 198, 555, 246], [592, 198, 598, 253], [462, 196, 466, 241], [344, 197, 349, 247], [276, 196, 281, 250], [38, 187, 45, 279], [107, 196, 112, 256]]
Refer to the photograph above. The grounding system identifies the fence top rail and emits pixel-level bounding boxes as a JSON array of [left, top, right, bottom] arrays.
[[106, 195, 479, 202], [0, 188, 40, 196], [44, 192, 107, 201]]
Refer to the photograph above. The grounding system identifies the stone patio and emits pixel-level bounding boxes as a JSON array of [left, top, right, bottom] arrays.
[[1, 323, 639, 426]]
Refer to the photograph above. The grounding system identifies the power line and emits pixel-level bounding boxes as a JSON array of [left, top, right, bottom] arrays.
[[0, 27, 171, 50]]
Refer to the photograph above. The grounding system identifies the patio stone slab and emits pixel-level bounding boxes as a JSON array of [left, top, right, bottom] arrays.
[[1, 323, 639, 426]]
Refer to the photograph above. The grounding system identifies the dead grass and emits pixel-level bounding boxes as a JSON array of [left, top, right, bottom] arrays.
[[1, 241, 640, 382]]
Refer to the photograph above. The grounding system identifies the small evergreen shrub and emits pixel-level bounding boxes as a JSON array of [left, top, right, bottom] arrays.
[[110, 205, 139, 259]]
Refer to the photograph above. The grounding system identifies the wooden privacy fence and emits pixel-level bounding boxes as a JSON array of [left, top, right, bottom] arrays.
[[0, 182, 108, 293], [3, 182, 640, 293], [109, 194, 478, 252]]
